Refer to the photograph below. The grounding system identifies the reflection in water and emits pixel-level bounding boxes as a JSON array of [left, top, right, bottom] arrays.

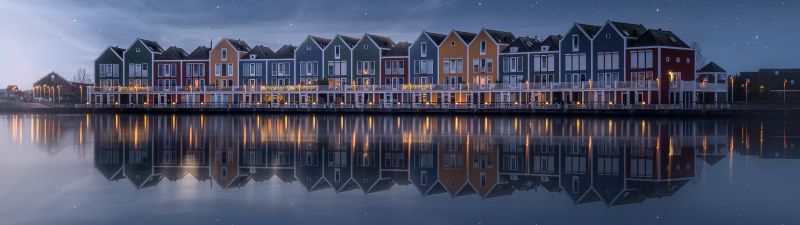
[[5, 113, 799, 207]]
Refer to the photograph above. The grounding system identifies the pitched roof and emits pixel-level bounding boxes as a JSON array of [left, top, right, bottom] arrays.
[[425, 31, 447, 45], [577, 24, 601, 38], [454, 31, 477, 43], [186, 46, 211, 60], [310, 36, 331, 49], [155, 46, 187, 60], [698, 61, 727, 73], [338, 35, 360, 47], [501, 36, 539, 53], [139, 38, 164, 53], [366, 34, 395, 49], [110, 46, 125, 57], [382, 41, 410, 56], [484, 29, 516, 44], [272, 45, 296, 59], [609, 21, 647, 38], [242, 45, 274, 59], [538, 35, 562, 51], [33, 72, 75, 88], [224, 38, 251, 52], [629, 29, 690, 48]]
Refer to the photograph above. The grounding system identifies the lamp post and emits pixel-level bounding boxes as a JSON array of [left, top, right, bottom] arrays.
[[745, 79, 750, 104], [784, 79, 788, 105]]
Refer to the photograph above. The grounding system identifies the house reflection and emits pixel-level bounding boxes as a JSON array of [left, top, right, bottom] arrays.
[[79, 114, 793, 206]]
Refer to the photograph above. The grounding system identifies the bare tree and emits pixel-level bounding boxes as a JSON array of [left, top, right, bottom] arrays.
[[72, 68, 92, 84], [691, 41, 706, 70]]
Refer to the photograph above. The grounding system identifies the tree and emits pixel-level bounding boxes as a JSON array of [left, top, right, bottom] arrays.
[[691, 41, 706, 70], [72, 68, 92, 84]]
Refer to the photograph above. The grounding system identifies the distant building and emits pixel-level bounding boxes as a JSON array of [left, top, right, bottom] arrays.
[[32, 72, 89, 103], [738, 68, 800, 102]]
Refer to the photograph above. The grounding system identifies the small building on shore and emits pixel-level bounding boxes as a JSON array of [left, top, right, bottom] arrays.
[[737, 68, 800, 103], [32, 72, 90, 103]]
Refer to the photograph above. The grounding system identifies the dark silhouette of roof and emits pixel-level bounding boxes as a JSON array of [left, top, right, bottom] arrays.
[[224, 38, 251, 52], [110, 46, 125, 57], [454, 31, 477, 43], [309, 36, 331, 49], [338, 35, 360, 47], [33, 72, 75, 88], [629, 29, 690, 48], [186, 46, 211, 60], [609, 21, 647, 38], [155, 46, 187, 60], [241, 45, 274, 59], [538, 35, 562, 51], [698, 62, 727, 73], [484, 29, 516, 44], [425, 31, 447, 45], [501, 36, 539, 53], [366, 34, 395, 49], [138, 38, 164, 53], [272, 45, 296, 59], [382, 42, 410, 56], [577, 24, 601, 38]]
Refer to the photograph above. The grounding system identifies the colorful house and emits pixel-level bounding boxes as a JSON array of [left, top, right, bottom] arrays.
[[210, 38, 251, 88], [238, 45, 273, 87], [594, 21, 647, 104], [560, 24, 600, 104], [409, 31, 445, 86], [468, 29, 515, 103], [123, 38, 164, 88], [323, 35, 360, 86], [295, 35, 330, 85], [354, 34, 395, 86], [529, 35, 561, 103], [95, 46, 125, 87], [381, 42, 410, 103], [153, 46, 187, 94], [182, 46, 211, 88], [267, 45, 296, 86], [498, 36, 536, 103], [438, 30, 476, 104], [695, 62, 729, 105], [627, 29, 695, 105]]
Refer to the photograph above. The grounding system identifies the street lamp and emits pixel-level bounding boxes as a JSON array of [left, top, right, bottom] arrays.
[[745, 79, 750, 104], [784, 79, 788, 105]]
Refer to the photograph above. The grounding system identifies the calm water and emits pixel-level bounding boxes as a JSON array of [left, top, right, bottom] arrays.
[[0, 113, 798, 225]]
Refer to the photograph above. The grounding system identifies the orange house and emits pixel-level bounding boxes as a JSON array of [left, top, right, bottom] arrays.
[[467, 29, 515, 103], [438, 30, 476, 104], [210, 38, 251, 87]]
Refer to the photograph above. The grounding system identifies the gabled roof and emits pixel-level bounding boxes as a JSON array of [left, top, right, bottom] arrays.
[[629, 29, 690, 48], [271, 45, 296, 59], [576, 23, 601, 38], [501, 36, 539, 53], [382, 42, 410, 56], [425, 31, 447, 45], [537, 35, 562, 51], [241, 45, 274, 59], [365, 34, 395, 49], [33, 72, 76, 88], [223, 38, 251, 52], [454, 31, 477, 43], [337, 35, 360, 48], [483, 29, 516, 45], [309, 35, 331, 49], [186, 46, 211, 60], [139, 38, 164, 53], [155, 46, 187, 60], [609, 21, 647, 38], [110, 46, 125, 57], [698, 61, 727, 73]]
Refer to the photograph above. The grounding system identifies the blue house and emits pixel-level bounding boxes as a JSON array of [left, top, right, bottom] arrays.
[[593, 21, 647, 103], [267, 45, 296, 86], [323, 34, 360, 86], [560, 23, 600, 103], [409, 31, 446, 85], [353, 34, 395, 86], [238, 45, 273, 87], [499, 36, 536, 85], [530, 35, 561, 103], [295, 35, 330, 85]]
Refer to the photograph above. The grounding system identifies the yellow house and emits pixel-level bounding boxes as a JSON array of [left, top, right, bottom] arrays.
[[467, 29, 515, 103], [438, 30, 476, 104]]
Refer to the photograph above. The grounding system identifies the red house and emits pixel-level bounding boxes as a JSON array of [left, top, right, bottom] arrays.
[[181, 46, 211, 104], [153, 47, 187, 104], [626, 29, 695, 105], [381, 42, 410, 103]]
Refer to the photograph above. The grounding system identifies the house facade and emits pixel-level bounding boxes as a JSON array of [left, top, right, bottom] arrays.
[[182, 46, 211, 88], [560, 24, 599, 104], [238, 45, 272, 87], [324, 35, 359, 86], [381, 42, 410, 103], [295, 36, 330, 85], [124, 38, 164, 88], [627, 29, 695, 105], [593, 21, 647, 104], [95, 46, 125, 87], [210, 38, 251, 88], [153, 47, 186, 89], [498, 36, 534, 103], [530, 35, 561, 103], [438, 30, 476, 104], [268, 45, 296, 86], [409, 31, 445, 86]]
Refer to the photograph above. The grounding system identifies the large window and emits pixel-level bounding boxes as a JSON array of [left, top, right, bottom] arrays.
[[443, 58, 463, 74], [414, 59, 434, 75], [99, 64, 119, 77], [472, 58, 493, 73], [356, 61, 376, 75], [564, 53, 587, 71], [533, 55, 555, 72], [272, 62, 290, 76], [503, 56, 523, 73], [157, 63, 175, 77], [299, 61, 318, 76], [630, 50, 654, 69], [384, 60, 404, 75], [327, 61, 348, 76], [186, 63, 205, 77], [596, 52, 620, 70]]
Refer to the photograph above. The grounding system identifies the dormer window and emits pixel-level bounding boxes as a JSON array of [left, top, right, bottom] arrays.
[[250, 54, 256, 59], [510, 47, 518, 53], [221, 48, 228, 61], [541, 46, 550, 51], [136, 48, 140, 53]]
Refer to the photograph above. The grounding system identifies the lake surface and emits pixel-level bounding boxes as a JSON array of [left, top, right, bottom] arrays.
[[0, 113, 798, 225]]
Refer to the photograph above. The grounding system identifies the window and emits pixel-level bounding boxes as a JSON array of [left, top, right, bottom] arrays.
[[630, 50, 653, 69], [249, 63, 255, 76], [356, 61, 375, 75], [186, 63, 205, 78], [363, 44, 368, 49], [504, 56, 523, 73], [596, 52, 620, 70], [215, 64, 221, 76], [533, 55, 555, 72], [334, 46, 341, 59], [564, 53, 586, 71], [510, 47, 518, 53], [571, 34, 579, 51], [541, 46, 550, 51], [606, 33, 611, 39], [306, 46, 311, 51], [420, 42, 427, 57], [451, 41, 455, 46], [221, 48, 227, 61], [676, 57, 681, 63], [328, 61, 348, 76], [414, 59, 434, 75], [473, 58, 493, 73], [227, 64, 233, 76], [136, 48, 140, 52], [479, 41, 486, 55]]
